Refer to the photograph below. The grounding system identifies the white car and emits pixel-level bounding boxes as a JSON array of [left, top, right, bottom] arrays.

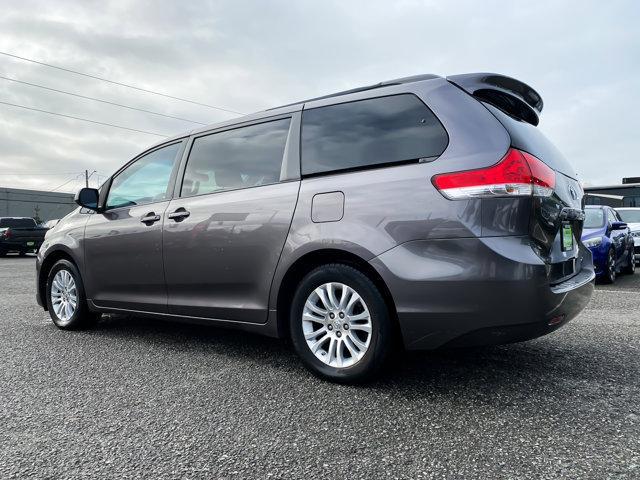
[[616, 207, 640, 264]]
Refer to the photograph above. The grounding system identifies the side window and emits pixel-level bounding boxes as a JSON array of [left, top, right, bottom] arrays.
[[181, 118, 291, 197], [106, 142, 181, 209], [301, 94, 448, 176], [607, 209, 618, 224]]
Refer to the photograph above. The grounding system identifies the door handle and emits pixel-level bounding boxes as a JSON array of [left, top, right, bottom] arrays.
[[140, 213, 161, 224], [167, 208, 190, 221]]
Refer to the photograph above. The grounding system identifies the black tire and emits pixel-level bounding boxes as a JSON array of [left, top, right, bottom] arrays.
[[18, 251, 26, 257], [0, 249, 6, 257], [602, 248, 617, 284], [45, 259, 99, 330], [289, 264, 393, 383], [623, 248, 636, 275]]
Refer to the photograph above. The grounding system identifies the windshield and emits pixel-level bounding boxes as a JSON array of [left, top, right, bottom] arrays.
[[584, 209, 605, 229], [0, 218, 36, 228], [617, 210, 640, 223]]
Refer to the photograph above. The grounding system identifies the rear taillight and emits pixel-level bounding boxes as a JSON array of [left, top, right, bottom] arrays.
[[432, 148, 556, 200], [1, 228, 10, 239]]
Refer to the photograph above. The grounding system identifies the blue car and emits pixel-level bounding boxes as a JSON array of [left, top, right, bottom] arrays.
[[581, 206, 635, 283]]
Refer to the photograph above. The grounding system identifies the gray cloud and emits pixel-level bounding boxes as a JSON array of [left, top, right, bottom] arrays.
[[0, 0, 638, 191]]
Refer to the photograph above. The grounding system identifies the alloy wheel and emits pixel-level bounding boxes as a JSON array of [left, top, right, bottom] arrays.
[[302, 282, 372, 368], [50, 269, 78, 322], [608, 250, 616, 282]]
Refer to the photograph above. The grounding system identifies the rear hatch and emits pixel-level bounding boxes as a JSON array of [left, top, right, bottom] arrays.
[[446, 74, 586, 284], [482, 103, 585, 282]]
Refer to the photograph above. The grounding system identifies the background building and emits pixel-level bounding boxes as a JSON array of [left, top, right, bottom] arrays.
[[0, 187, 76, 223], [585, 182, 640, 208]]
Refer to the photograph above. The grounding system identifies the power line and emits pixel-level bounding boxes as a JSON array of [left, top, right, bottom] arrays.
[[49, 174, 83, 192], [0, 100, 168, 137], [0, 172, 81, 176], [0, 74, 207, 125], [0, 51, 244, 115]]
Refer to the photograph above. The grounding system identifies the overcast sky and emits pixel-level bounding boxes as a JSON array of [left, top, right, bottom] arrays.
[[0, 0, 638, 192]]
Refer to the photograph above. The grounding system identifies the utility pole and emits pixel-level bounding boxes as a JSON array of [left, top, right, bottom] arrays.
[[84, 170, 96, 188]]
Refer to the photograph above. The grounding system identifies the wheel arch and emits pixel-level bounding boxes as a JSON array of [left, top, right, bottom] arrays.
[[38, 248, 79, 311], [275, 248, 399, 340]]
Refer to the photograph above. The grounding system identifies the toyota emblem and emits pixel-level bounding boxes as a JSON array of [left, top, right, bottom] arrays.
[[569, 186, 578, 200]]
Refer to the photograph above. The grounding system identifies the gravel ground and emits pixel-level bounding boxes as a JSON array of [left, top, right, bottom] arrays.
[[0, 254, 638, 479]]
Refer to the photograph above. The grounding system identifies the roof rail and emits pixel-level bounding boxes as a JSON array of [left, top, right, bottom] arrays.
[[267, 73, 440, 110]]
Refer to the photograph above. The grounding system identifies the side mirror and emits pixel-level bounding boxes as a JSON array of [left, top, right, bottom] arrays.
[[74, 187, 100, 211], [611, 221, 628, 231]]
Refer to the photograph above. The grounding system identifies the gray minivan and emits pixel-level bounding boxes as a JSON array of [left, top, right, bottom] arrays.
[[36, 73, 595, 382]]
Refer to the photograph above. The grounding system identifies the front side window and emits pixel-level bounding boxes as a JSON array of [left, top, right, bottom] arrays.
[[106, 143, 181, 209], [181, 118, 291, 197], [301, 94, 448, 176]]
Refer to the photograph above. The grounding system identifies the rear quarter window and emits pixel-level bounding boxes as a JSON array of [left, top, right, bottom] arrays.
[[301, 94, 448, 176]]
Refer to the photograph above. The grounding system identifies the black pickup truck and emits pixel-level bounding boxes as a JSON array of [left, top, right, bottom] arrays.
[[0, 217, 48, 256]]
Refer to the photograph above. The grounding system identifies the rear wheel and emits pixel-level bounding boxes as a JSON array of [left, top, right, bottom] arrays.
[[623, 248, 636, 274], [603, 248, 617, 284], [46, 259, 99, 330], [289, 264, 392, 383], [0, 249, 6, 257], [18, 251, 26, 257]]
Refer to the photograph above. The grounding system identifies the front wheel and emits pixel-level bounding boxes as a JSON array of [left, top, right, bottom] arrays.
[[46, 259, 99, 330], [289, 264, 393, 383]]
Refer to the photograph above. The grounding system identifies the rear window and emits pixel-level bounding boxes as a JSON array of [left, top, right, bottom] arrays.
[[301, 94, 448, 176], [0, 218, 36, 228], [584, 209, 605, 229], [483, 103, 577, 179]]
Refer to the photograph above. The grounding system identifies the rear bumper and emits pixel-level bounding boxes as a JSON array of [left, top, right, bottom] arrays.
[[370, 236, 595, 350]]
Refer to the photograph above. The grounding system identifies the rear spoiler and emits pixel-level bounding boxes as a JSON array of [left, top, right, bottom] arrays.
[[447, 73, 543, 126]]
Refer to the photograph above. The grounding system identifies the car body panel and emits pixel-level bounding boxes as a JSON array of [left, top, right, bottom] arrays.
[[36, 208, 91, 307], [84, 201, 171, 312], [163, 181, 300, 323], [269, 79, 511, 310], [369, 236, 594, 349]]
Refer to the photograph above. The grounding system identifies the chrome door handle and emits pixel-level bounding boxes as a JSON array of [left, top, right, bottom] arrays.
[[140, 213, 161, 224], [167, 209, 190, 221]]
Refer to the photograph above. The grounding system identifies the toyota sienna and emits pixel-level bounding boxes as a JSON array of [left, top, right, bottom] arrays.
[[36, 73, 595, 382]]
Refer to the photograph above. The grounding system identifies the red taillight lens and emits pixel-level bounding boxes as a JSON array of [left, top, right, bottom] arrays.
[[432, 148, 556, 200], [1, 228, 10, 239]]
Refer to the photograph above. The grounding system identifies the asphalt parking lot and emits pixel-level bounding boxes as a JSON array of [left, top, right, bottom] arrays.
[[0, 255, 638, 479]]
